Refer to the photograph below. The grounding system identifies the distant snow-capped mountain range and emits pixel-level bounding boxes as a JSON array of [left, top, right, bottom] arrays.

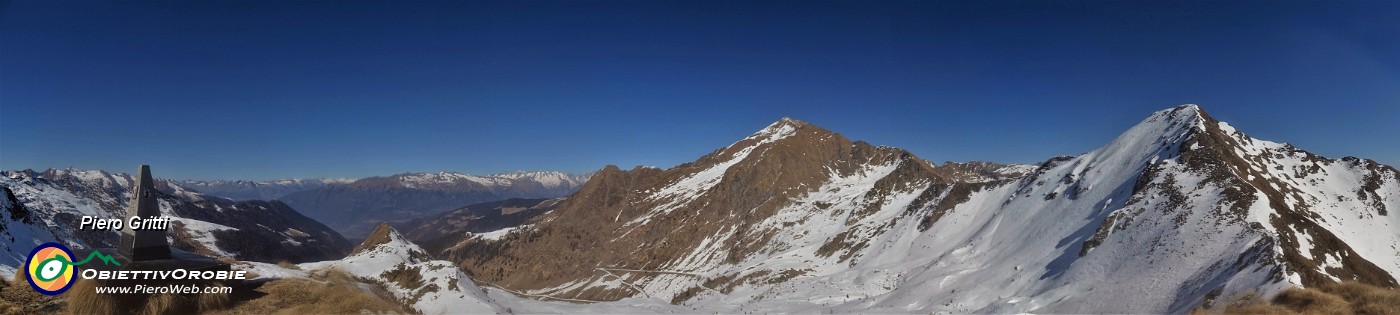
[[174, 170, 589, 202], [172, 178, 356, 201], [272, 171, 590, 239]]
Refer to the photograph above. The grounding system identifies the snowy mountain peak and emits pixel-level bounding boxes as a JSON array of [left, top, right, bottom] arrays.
[[1073, 104, 1212, 173], [1143, 103, 1208, 132], [774, 116, 802, 126], [348, 223, 429, 262], [36, 168, 131, 191], [491, 170, 592, 189], [741, 117, 827, 144]]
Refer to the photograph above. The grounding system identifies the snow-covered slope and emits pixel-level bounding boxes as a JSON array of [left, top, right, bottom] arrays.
[[0, 168, 352, 278], [435, 105, 1398, 313], [0, 183, 62, 278], [243, 223, 504, 314]]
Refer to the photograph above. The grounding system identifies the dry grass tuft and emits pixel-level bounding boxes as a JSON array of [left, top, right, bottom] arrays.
[[1198, 281, 1400, 315], [212, 269, 405, 314], [1323, 281, 1400, 315], [1, 272, 63, 314], [1271, 286, 1348, 315], [196, 286, 232, 312], [137, 293, 182, 315], [1190, 292, 1289, 315], [64, 278, 230, 315], [380, 264, 423, 289], [275, 261, 300, 270], [64, 279, 117, 314]]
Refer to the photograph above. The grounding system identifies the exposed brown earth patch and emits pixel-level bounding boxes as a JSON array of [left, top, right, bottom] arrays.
[[430, 119, 1015, 302], [1195, 281, 1400, 315], [350, 223, 396, 256]]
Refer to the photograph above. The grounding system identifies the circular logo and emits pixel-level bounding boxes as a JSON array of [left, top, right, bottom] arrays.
[[25, 243, 76, 295]]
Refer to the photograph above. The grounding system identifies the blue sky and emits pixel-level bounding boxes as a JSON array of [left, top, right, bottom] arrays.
[[2, 1, 1397, 180]]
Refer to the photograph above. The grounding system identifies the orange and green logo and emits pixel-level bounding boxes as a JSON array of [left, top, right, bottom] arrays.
[[25, 243, 121, 295], [25, 243, 76, 295]]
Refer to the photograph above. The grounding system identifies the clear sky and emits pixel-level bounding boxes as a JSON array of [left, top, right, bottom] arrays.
[[2, 1, 1397, 180]]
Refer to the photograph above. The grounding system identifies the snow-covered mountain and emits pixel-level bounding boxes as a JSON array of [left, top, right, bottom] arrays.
[[173, 178, 355, 201], [278, 171, 590, 239], [0, 168, 352, 278], [429, 105, 1398, 313]]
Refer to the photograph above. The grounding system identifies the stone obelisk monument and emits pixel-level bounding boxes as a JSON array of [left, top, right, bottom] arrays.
[[118, 165, 171, 261]]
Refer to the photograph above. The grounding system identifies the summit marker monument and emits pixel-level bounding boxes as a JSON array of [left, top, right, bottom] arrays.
[[118, 165, 171, 261]]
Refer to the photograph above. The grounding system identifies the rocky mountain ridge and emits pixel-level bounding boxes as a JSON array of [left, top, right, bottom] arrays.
[[421, 105, 1397, 313]]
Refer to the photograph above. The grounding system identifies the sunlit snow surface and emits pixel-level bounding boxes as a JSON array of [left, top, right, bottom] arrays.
[[477, 106, 1394, 314], [243, 228, 507, 314]]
